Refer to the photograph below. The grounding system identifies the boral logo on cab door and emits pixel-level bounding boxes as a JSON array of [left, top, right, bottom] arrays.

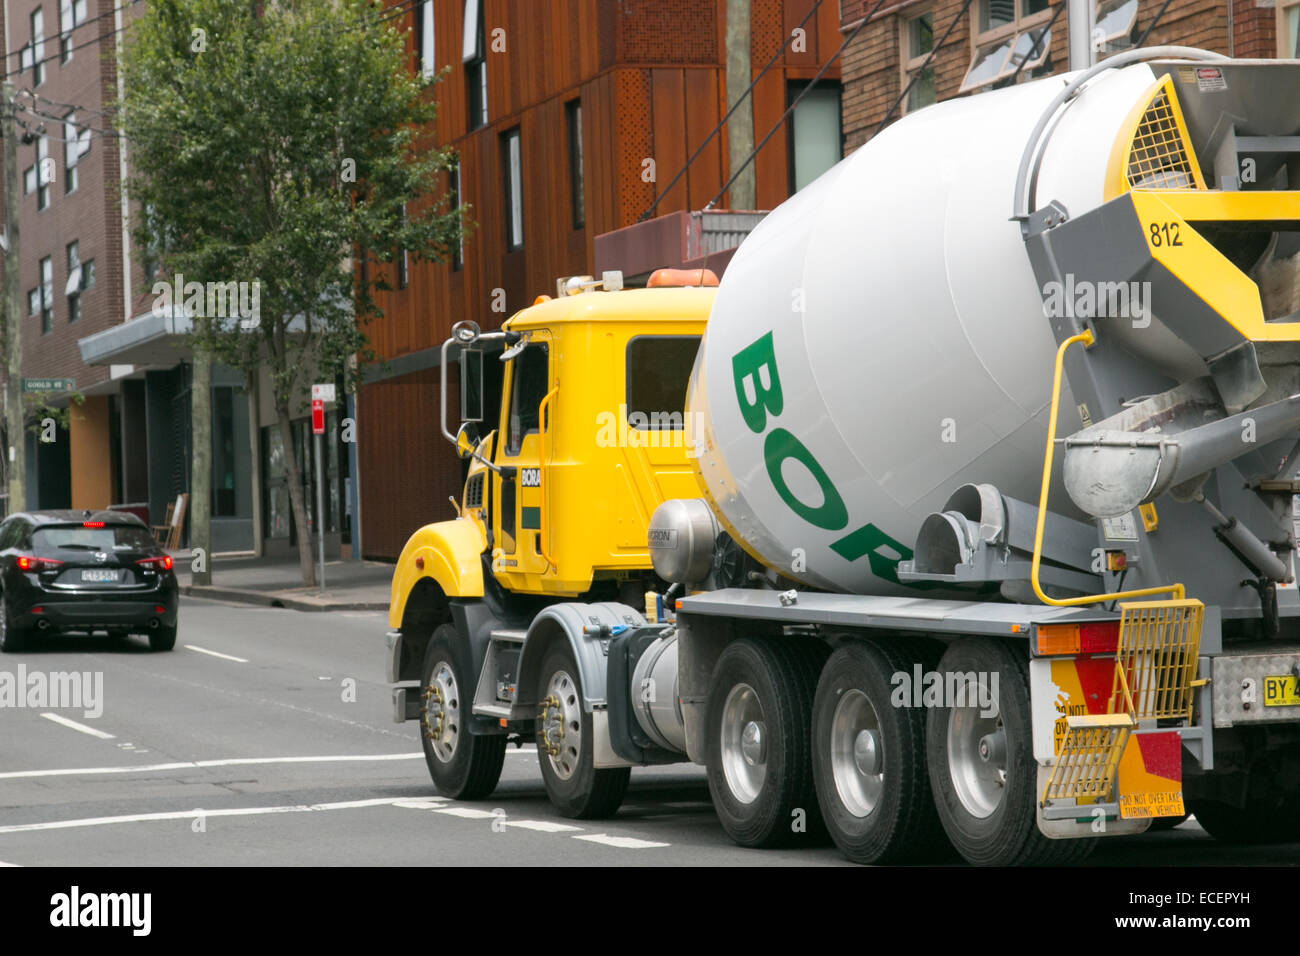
[[520, 468, 541, 488], [730, 330, 912, 584]]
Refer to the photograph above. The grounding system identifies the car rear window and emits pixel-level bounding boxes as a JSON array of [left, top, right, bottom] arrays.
[[33, 525, 156, 553]]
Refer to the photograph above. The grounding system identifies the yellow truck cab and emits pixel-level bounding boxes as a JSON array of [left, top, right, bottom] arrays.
[[386, 270, 714, 816]]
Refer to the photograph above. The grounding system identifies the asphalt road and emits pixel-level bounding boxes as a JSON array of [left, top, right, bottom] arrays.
[[0, 597, 1294, 867]]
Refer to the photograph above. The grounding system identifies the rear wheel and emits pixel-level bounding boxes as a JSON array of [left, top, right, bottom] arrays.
[[926, 638, 1095, 866], [0, 594, 29, 653], [706, 636, 826, 848], [149, 623, 177, 652], [535, 643, 629, 818], [813, 639, 949, 864], [420, 624, 506, 799], [1187, 799, 1300, 843]]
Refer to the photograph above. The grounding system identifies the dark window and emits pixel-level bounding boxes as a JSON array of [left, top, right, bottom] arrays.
[[39, 256, 53, 333], [397, 206, 408, 289], [506, 343, 548, 455], [502, 128, 522, 251], [213, 386, 237, 516], [463, 0, 486, 130], [566, 100, 584, 229], [626, 336, 700, 428], [450, 165, 463, 270], [66, 240, 82, 323], [33, 524, 156, 553], [27, 9, 45, 86], [788, 81, 842, 193]]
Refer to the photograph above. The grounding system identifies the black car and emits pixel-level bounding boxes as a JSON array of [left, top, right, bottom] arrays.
[[0, 510, 179, 653]]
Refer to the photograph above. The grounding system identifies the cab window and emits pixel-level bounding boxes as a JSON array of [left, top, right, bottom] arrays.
[[626, 335, 700, 429], [506, 342, 549, 455]]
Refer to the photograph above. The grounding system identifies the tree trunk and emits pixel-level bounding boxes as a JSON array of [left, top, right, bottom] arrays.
[[189, 350, 213, 586], [276, 400, 317, 587]]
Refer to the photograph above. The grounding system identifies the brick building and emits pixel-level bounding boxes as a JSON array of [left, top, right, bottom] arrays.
[[358, 0, 846, 558], [837, 0, 1287, 154]]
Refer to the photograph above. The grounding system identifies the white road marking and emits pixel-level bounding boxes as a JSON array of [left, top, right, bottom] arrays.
[[433, 807, 500, 819], [504, 819, 583, 833], [39, 713, 115, 740], [391, 798, 449, 810], [184, 644, 249, 663], [573, 834, 670, 849], [0, 797, 420, 835], [0, 752, 423, 780]]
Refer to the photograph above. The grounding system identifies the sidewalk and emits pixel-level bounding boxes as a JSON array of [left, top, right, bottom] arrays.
[[177, 552, 394, 612]]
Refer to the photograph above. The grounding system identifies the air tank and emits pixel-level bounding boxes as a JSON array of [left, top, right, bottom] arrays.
[[688, 60, 1201, 595]]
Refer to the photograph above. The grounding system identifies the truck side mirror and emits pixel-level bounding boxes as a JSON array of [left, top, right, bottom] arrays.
[[460, 347, 484, 422], [455, 421, 481, 459]]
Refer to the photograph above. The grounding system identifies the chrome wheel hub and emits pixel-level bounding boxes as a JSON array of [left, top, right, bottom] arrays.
[[422, 660, 460, 763], [830, 689, 884, 818], [538, 669, 581, 780], [947, 680, 1006, 819], [720, 683, 766, 804]]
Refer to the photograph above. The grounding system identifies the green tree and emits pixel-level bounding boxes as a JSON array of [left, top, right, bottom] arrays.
[[118, 0, 464, 585]]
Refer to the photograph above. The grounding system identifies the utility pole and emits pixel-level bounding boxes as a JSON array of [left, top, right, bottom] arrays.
[[2, 83, 25, 514], [1068, 0, 1097, 71], [725, 0, 756, 210]]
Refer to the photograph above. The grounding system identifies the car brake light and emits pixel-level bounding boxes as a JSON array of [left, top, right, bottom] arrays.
[[82, 521, 105, 528], [17, 555, 63, 571], [137, 555, 174, 571]]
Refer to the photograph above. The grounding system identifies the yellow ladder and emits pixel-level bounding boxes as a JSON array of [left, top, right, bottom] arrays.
[[1043, 599, 1204, 805]]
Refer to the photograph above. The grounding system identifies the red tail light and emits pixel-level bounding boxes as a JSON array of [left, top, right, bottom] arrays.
[[1080, 621, 1121, 654], [17, 555, 63, 572], [82, 521, 105, 528], [136, 555, 174, 571]]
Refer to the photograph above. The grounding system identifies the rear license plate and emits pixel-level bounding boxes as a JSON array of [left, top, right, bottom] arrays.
[[80, 569, 119, 583], [1263, 675, 1300, 707]]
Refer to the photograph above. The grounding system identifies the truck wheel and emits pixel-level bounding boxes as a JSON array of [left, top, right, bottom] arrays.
[[1187, 799, 1300, 843], [0, 594, 29, 653], [706, 636, 824, 848], [927, 638, 1095, 866], [535, 643, 629, 818], [421, 624, 506, 800], [813, 639, 948, 864]]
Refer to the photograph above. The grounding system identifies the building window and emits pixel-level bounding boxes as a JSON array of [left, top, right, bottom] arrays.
[[566, 99, 584, 229], [1281, 0, 1300, 57], [416, 0, 435, 79], [450, 163, 463, 270], [27, 289, 39, 316], [962, 0, 1052, 93], [39, 257, 53, 334], [66, 241, 87, 323], [22, 9, 46, 86], [397, 206, 409, 290], [59, 0, 87, 62], [36, 135, 51, 210], [23, 166, 36, 194], [502, 127, 523, 251], [64, 112, 90, 194], [1094, 0, 1138, 56], [463, 0, 486, 130], [901, 12, 935, 114], [788, 82, 842, 193]]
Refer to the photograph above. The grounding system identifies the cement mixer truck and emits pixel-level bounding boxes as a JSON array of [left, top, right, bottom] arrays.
[[387, 48, 1300, 865]]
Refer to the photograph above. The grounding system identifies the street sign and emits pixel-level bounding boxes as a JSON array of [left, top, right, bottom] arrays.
[[22, 378, 74, 393], [311, 399, 325, 435], [311, 383, 336, 403]]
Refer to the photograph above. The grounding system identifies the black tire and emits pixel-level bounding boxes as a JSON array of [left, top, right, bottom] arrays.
[[535, 643, 629, 818], [813, 639, 950, 864], [149, 623, 178, 652], [420, 624, 506, 800], [1147, 812, 1190, 832], [0, 594, 29, 653], [926, 638, 1095, 866], [1188, 798, 1300, 844], [705, 636, 826, 848]]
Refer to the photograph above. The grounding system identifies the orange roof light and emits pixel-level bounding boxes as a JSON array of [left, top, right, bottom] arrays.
[[648, 268, 719, 288]]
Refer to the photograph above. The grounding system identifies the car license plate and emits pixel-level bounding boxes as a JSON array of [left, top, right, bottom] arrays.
[[1263, 675, 1300, 707], [80, 569, 119, 583]]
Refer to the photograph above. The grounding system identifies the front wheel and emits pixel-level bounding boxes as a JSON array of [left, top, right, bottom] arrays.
[[420, 624, 506, 799], [535, 643, 629, 818], [705, 636, 826, 848]]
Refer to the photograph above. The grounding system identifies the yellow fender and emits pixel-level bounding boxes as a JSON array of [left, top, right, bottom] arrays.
[[388, 518, 487, 629]]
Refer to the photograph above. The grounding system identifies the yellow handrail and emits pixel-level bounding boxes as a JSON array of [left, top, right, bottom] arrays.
[[537, 384, 560, 572], [1030, 330, 1186, 606]]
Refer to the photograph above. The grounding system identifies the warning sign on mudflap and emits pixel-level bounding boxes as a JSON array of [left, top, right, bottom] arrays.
[[1120, 790, 1186, 819]]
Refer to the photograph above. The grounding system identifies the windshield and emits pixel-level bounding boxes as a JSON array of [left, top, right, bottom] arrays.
[[34, 525, 157, 553]]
